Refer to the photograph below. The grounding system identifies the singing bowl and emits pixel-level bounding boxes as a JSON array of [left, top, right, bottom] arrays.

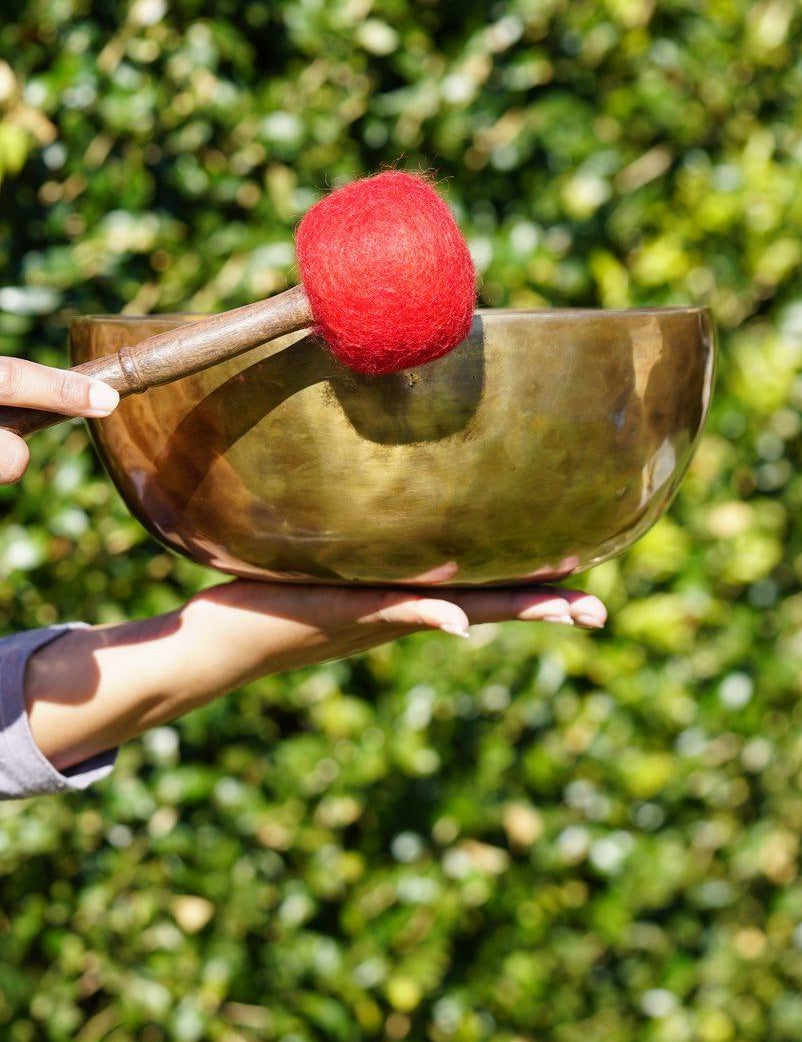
[[71, 307, 715, 586]]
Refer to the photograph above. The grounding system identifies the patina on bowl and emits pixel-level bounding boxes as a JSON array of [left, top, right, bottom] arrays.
[[71, 307, 715, 586]]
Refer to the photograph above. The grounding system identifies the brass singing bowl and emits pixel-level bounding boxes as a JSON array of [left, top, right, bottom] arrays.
[[71, 308, 715, 586]]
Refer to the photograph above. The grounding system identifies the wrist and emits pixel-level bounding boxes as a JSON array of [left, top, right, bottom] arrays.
[[25, 612, 189, 768]]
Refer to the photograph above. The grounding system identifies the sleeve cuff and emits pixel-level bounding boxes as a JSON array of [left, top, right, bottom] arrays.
[[0, 624, 119, 801]]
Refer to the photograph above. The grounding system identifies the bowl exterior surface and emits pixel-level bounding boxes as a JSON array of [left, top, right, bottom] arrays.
[[72, 308, 715, 585]]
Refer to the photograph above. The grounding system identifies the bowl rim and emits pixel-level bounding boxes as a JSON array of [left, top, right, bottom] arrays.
[[72, 304, 710, 325]]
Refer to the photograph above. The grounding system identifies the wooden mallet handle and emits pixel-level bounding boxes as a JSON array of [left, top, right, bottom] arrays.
[[0, 284, 314, 438]]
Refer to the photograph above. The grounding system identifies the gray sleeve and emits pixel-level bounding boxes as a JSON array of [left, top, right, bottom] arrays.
[[0, 624, 118, 801]]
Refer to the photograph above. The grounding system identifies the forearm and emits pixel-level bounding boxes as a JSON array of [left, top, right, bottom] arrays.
[[22, 583, 406, 772], [24, 611, 199, 771], [22, 579, 604, 775]]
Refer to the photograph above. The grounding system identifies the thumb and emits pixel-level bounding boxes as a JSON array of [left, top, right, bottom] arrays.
[[365, 593, 471, 638]]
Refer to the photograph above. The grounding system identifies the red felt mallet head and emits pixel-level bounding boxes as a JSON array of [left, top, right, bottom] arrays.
[[0, 172, 477, 439], [295, 171, 476, 375]]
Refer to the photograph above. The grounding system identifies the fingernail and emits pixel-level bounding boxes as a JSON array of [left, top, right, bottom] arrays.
[[520, 601, 569, 621], [441, 624, 470, 639], [575, 613, 605, 629], [87, 380, 120, 415], [542, 614, 574, 626]]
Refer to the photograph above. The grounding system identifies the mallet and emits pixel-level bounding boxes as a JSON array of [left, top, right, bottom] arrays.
[[0, 171, 476, 438]]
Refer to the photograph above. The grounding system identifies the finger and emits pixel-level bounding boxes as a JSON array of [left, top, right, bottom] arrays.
[[359, 586, 606, 636], [0, 429, 30, 484], [558, 588, 608, 629], [367, 592, 472, 638], [366, 586, 606, 633], [445, 586, 607, 629], [0, 357, 119, 417]]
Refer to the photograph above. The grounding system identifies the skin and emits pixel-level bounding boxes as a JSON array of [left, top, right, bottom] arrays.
[[0, 357, 119, 483], [26, 580, 606, 772], [2, 357, 608, 773]]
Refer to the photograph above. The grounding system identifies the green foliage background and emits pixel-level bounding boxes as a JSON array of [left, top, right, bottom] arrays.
[[2, 1, 802, 1039]]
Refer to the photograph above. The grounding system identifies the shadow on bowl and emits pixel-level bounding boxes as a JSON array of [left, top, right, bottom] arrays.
[[72, 306, 715, 586]]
